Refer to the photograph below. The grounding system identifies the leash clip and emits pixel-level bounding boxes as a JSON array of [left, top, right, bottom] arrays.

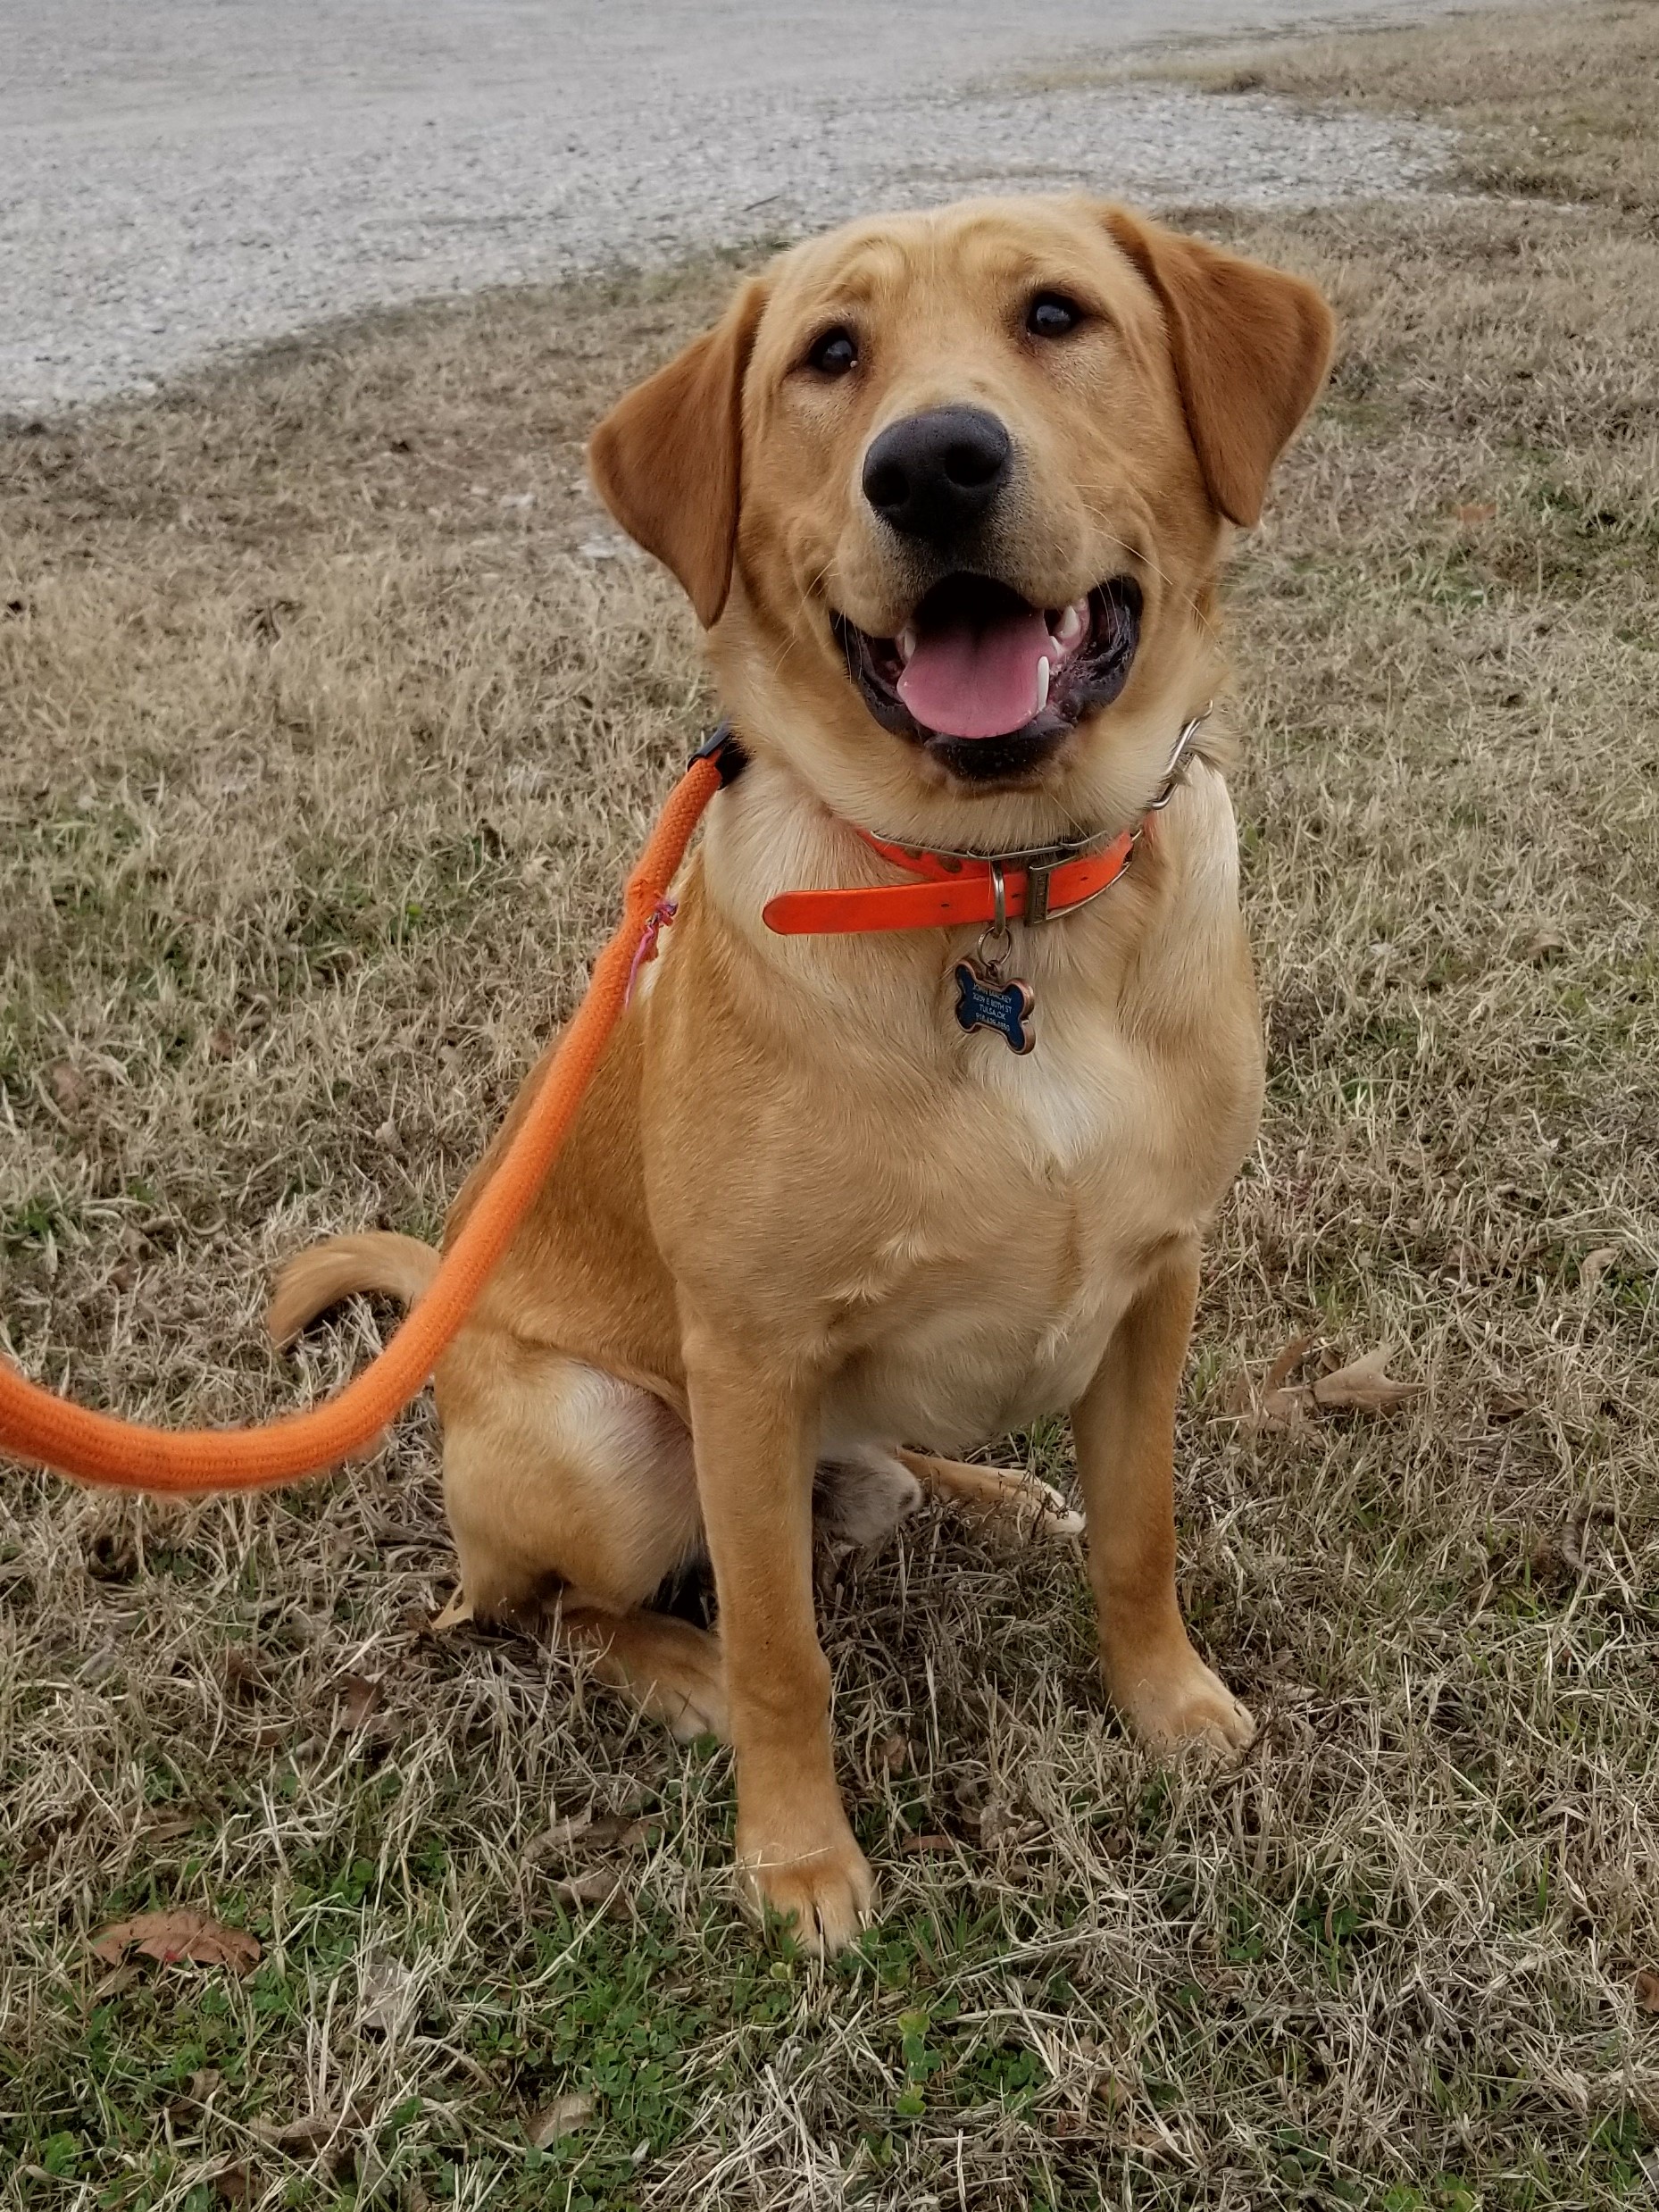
[[688, 719, 749, 785]]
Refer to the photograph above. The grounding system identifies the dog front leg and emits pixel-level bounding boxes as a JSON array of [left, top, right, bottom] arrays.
[[683, 1332, 874, 1951], [1071, 1240, 1255, 1755]]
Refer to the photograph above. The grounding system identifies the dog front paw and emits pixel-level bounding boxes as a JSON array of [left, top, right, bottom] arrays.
[[1108, 1640, 1255, 1758], [737, 1812, 876, 1953]]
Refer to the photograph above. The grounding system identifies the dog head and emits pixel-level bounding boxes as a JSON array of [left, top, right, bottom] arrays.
[[591, 196, 1334, 844]]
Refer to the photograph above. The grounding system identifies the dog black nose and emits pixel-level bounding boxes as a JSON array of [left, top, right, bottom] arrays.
[[862, 405, 1013, 541]]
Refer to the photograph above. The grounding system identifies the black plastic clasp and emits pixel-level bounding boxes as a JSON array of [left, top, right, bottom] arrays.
[[689, 720, 749, 785]]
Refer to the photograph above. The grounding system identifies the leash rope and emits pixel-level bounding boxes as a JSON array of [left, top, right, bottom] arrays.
[[0, 748, 727, 1495]]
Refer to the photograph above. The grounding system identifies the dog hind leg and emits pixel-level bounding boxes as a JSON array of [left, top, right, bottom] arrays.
[[898, 1449, 1085, 1538], [438, 1334, 727, 1740], [813, 1448, 923, 1548]]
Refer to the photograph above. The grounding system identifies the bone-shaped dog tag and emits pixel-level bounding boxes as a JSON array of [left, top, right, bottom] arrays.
[[954, 956, 1036, 1055]]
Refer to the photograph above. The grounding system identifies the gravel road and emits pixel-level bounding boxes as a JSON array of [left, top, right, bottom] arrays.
[[2, 1, 1452, 414]]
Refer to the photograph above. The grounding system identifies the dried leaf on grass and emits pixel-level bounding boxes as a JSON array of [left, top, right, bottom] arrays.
[[143, 1811, 204, 1844], [1555, 1514, 1596, 1576], [1091, 2068, 1132, 2114], [1485, 1389, 1531, 1424], [552, 1869, 622, 1907], [595, 1814, 653, 1850], [1126, 2124, 1180, 2160], [1229, 1330, 1319, 1430], [524, 1809, 653, 1864], [1256, 1389, 1313, 1431], [222, 1647, 266, 1702], [1264, 1331, 1320, 1393], [525, 1808, 594, 1858], [1635, 1969, 1659, 2014], [164, 2067, 224, 2125], [977, 1799, 1043, 1850], [1455, 499, 1496, 523], [879, 1732, 912, 1775], [357, 1954, 417, 2033], [252, 2099, 368, 2152], [45, 1058, 87, 1115], [1579, 1246, 1619, 1294], [1311, 1344, 1425, 1415], [89, 1908, 260, 1976], [428, 1588, 474, 1633], [1236, 1337, 1423, 1431], [527, 2091, 596, 2147], [332, 1674, 382, 1730]]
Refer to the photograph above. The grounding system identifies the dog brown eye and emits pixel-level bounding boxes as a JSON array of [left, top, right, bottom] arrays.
[[806, 326, 859, 377], [1027, 292, 1083, 338]]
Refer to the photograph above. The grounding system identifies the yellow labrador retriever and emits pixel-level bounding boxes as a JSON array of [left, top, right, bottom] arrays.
[[271, 196, 1333, 1949]]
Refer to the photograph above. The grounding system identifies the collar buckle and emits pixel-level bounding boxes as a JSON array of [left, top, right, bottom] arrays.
[[1146, 705, 1211, 814], [1022, 839, 1136, 926], [1020, 699, 1210, 926], [830, 702, 1213, 931], [1023, 853, 1061, 926]]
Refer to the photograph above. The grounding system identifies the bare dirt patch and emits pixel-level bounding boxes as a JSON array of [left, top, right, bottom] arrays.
[[3, 7, 1657, 2207]]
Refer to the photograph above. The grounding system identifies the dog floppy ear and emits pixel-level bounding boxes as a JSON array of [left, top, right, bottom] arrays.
[[1102, 207, 1335, 530], [588, 276, 770, 628]]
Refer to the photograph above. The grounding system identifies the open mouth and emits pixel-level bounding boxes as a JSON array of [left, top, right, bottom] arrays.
[[833, 573, 1142, 783]]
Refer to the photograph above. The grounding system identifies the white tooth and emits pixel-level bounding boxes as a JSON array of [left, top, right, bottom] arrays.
[[1057, 602, 1085, 645], [898, 625, 917, 664], [1035, 655, 1050, 712]]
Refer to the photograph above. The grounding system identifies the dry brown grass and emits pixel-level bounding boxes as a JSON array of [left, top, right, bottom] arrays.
[[4, 9, 1658, 2208], [1154, 0, 1659, 219]]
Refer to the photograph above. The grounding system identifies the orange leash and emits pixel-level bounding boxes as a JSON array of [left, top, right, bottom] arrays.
[[0, 747, 728, 1496]]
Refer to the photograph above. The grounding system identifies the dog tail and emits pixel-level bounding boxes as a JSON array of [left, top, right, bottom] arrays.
[[267, 1231, 441, 1349]]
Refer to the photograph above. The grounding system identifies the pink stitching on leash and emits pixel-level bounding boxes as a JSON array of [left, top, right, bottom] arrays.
[[625, 897, 678, 1005]]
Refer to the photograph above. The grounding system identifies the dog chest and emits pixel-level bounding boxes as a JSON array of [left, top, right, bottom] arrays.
[[821, 1020, 1221, 1452]]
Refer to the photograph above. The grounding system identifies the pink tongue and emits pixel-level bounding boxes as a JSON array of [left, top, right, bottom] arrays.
[[896, 605, 1052, 739]]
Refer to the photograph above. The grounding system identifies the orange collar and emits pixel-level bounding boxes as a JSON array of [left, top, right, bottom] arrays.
[[763, 823, 1137, 936], [762, 709, 1209, 939]]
